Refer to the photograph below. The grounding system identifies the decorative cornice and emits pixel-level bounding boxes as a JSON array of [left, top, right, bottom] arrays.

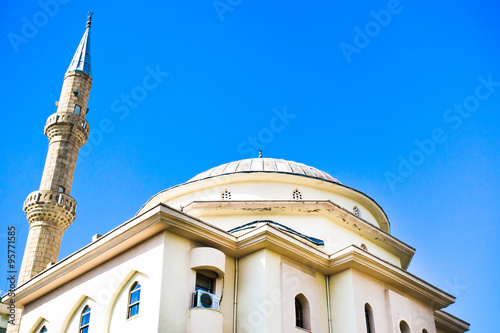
[[435, 310, 470, 333], [184, 200, 414, 269], [2, 203, 453, 312]]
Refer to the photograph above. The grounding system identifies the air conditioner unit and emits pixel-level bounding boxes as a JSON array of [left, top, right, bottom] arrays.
[[192, 290, 220, 310]]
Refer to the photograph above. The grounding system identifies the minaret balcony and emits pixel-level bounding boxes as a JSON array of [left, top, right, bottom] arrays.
[[44, 112, 90, 147], [23, 190, 77, 230]]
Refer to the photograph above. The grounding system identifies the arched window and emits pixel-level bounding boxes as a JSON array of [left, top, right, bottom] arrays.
[[80, 306, 91, 333], [221, 189, 231, 200], [292, 189, 302, 200], [399, 320, 411, 333], [364, 303, 375, 333], [295, 298, 303, 328], [422, 329, 428, 333], [128, 282, 141, 318], [295, 294, 311, 330], [353, 206, 361, 217], [39, 326, 47, 333]]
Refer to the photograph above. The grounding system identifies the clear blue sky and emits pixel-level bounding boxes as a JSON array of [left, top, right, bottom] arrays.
[[1, 0, 499, 331]]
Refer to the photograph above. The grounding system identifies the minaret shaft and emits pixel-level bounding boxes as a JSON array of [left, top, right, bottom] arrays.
[[39, 71, 92, 194], [7, 14, 94, 333], [17, 25, 92, 285]]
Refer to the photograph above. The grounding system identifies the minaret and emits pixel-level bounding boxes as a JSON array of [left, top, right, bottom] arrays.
[[18, 14, 93, 285]]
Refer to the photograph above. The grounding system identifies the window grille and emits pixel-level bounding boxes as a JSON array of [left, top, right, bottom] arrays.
[[221, 190, 231, 200]]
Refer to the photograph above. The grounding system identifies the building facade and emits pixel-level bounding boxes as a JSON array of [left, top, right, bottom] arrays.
[[2, 16, 469, 333]]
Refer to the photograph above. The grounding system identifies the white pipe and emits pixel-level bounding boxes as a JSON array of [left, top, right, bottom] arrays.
[[233, 258, 239, 333], [326, 275, 333, 333]]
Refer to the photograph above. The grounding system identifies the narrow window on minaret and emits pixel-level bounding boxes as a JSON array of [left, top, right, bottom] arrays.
[[58, 186, 65, 193], [74, 105, 82, 115]]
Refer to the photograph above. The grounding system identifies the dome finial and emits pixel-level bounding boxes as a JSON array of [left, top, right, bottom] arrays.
[[87, 12, 93, 28], [258, 148, 262, 158]]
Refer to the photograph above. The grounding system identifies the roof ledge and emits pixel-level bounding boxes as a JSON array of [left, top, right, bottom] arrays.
[[435, 310, 470, 333]]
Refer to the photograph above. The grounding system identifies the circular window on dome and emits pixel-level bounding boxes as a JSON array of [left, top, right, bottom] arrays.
[[292, 189, 302, 200], [221, 189, 231, 200]]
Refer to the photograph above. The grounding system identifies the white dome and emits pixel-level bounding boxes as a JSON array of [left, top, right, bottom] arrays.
[[188, 158, 340, 184], [137, 157, 390, 233]]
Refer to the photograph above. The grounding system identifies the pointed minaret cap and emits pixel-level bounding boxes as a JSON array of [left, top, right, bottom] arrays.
[[67, 12, 92, 76]]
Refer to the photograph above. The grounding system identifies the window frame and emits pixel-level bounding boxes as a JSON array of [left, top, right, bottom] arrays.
[[294, 294, 310, 330], [127, 282, 141, 319], [365, 303, 375, 333], [74, 104, 82, 115], [79, 305, 91, 333], [399, 320, 411, 333], [295, 298, 304, 328], [195, 273, 215, 293]]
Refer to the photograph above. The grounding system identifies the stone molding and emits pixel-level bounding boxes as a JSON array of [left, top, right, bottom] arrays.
[[24, 190, 76, 230], [44, 112, 90, 148]]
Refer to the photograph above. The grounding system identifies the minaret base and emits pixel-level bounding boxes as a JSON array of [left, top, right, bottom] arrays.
[[18, 223, 63, 285], [6, 308, 23, 333]]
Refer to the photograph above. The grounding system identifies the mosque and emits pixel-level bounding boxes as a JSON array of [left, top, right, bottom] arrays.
[[2, 15, 469, 333]]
